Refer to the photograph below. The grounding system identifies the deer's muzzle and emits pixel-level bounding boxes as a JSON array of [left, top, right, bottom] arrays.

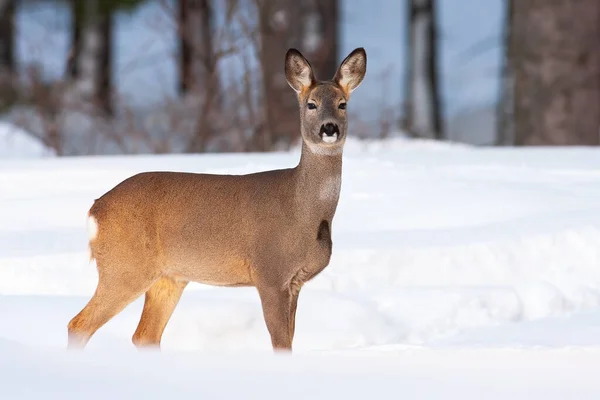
[[319, 123, 340, 143]]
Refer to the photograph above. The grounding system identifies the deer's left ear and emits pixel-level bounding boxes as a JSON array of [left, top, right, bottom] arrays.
[[334, 47, 367, 96]]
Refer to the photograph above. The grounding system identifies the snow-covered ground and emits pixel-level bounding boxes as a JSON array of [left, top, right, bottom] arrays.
[[0, 122, 54, 159], [2, 138, 600, 398]]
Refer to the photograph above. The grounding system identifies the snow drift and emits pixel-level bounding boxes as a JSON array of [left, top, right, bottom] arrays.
[[0, 122, 54, 159], [1, 138, 600, 397]]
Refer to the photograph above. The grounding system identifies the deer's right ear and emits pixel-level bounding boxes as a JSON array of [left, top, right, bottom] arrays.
[[285, 49, 315, 93]]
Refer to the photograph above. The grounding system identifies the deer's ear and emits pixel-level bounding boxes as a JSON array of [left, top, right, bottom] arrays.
[[285, 48, 316, 93], [334, 47, 367, 95]]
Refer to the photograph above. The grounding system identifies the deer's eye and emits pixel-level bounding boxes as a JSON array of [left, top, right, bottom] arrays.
[[338, 103, 347, 110], [307, 103, 317, 110]]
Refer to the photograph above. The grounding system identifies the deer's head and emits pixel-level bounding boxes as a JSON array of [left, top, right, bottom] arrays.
[[285, 48, 367, 155]]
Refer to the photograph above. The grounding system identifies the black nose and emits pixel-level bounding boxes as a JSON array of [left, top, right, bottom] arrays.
[[320, 123, 339, 136]]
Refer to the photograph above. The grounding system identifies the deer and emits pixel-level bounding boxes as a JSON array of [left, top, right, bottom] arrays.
[[67, 47, 367, 352]]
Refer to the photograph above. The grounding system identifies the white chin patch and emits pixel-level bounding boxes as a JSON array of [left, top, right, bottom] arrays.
[[322, 134, 338, 143]]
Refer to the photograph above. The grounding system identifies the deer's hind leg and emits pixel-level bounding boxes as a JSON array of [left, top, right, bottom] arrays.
[[132, 277, 188, 349], [67, 260, 159, 349]]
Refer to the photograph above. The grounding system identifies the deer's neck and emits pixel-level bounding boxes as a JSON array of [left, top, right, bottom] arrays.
[[294, 141, 343, 217]]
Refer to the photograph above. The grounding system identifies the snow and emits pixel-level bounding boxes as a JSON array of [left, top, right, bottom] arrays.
[[2, 346, 600, 399], [0, 122, 54, 159], [2, 137, 600, 397]]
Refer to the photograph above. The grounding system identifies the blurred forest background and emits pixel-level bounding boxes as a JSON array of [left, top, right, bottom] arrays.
[[0, 0, 598, 156]]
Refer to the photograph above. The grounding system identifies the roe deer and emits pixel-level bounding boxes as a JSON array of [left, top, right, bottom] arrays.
[[67, 47, 367, 352]]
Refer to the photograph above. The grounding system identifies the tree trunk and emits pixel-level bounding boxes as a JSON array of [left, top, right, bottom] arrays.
[[496, 0, 515, 146], [301, 0, 339, 81], [0, 0, 14, 73], [179, 0, 217, 95], [403, 0, 443, 140], [0, 0, 16, 111], [70, 0, 113, 116], [258, 0, 303, 151], [513, 0, 600, 146], [97, 9, 113, 116], [179, 0, 220, 152], [67, 0, 83, 79], [178, 0, 191, 95]]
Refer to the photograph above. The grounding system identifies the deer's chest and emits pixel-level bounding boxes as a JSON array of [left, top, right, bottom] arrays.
[[285, 219, 333, 287]]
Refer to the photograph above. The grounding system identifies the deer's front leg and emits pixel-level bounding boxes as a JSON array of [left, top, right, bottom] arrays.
[[256, 283, 296, 352]]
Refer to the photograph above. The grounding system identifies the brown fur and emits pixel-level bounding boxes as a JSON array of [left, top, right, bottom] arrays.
[[67, 48, 367, 352]]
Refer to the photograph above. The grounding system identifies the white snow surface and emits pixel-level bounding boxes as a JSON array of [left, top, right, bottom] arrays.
[[2, 138, 600, 398], [0, 122, 54, 159]]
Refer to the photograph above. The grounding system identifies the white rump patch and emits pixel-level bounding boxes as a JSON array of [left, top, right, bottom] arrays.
[[87, 215, 98, 241], [322, 134, 338, 143], [319, 176, 341, 201]]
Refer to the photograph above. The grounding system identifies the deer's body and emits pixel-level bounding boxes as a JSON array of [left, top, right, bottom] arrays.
[[68, 48, 366, 351], [89, 147, 339, 288]]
